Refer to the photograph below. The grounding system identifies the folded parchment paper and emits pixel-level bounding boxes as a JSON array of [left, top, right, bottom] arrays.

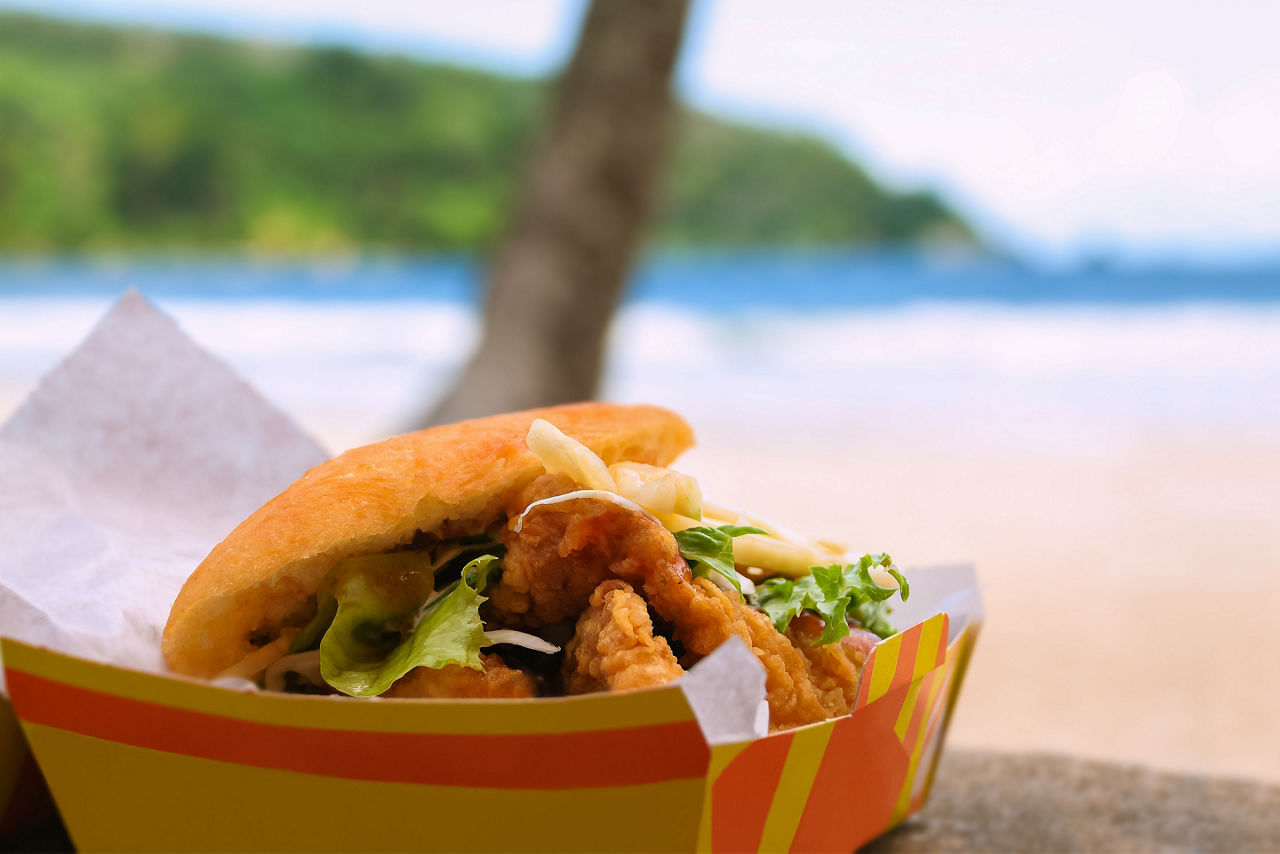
[[0, 292, 328, 693]]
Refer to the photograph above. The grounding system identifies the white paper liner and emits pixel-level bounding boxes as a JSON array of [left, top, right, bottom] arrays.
[[890, 563, 982, 644], [0, 292, 327, 693], [679, 636, 770, 745]]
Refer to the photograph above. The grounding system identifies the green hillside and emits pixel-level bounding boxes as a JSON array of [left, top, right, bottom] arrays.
[[0, 13, 976, 252]]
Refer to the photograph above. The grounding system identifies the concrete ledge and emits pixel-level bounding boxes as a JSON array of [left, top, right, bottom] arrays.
[[866, 750, 1280, 852]]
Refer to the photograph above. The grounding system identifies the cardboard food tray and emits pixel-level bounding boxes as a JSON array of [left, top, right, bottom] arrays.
[[4, 597, 978, 852], [0, 294, 983, 851]]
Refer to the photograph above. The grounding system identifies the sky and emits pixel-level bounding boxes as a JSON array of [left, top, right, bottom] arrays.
[[3, 0, 1279, 262]]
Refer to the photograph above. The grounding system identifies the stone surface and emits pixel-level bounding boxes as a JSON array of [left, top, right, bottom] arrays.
[[866, 749, 1280, 852]]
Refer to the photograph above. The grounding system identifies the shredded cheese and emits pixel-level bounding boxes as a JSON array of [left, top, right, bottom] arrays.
[[814, 538, 852, 557], [731, 534, 825, 578], [868, 565, 901, 590], [655, 512, 703, 532], [526, 419, 616, 492], [701, 501, 789, 538], [703, 500, 849, 576], [609, 461, 702, 519]]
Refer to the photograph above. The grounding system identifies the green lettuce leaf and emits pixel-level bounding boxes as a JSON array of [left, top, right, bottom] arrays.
[[752, 553, 909, 642], [673, 524, 767, 593], [289, 572, 339, 655], [290, 550, 437, 655], [318, 554, 500, 698]]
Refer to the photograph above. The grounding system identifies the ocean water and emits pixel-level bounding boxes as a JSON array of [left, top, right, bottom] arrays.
[[2, 252, 1279, 307], [2, 254, 1279, 454]]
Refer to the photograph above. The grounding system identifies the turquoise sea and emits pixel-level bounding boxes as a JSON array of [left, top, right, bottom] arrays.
[[3, 253, 1279, 454], [1, 253, 1277, 307]]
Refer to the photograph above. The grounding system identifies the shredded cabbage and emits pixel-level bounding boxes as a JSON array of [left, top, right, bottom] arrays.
[[513, 489, 654, 532], [483, 629, 561, 654], [263, 650, 323, 693]]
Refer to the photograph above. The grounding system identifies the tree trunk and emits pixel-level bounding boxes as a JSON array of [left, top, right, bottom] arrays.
[[424, 0, 691, 425]]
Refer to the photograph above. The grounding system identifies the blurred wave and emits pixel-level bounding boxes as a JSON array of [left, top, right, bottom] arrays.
[[3, 252, 1278, 305], [3, 258, 1278, 454]]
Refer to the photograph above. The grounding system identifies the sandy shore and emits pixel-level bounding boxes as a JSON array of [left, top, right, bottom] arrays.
[[4, 378, 1278, 783], [683, 433, 1280, 784]]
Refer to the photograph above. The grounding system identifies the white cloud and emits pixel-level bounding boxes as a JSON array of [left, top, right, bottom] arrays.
[[685, 0, 1280, 256], [1211, 74, 1280, 173]]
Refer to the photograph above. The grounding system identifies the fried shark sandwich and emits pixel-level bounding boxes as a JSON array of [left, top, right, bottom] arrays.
[[163, 403, 908, 730]]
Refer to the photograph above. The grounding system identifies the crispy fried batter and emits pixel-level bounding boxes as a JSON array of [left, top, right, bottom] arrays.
[[504, 472, 579, 517], [671, 578, 829, 731], [563, 580, 684, 694], [839, 627, 879, 674], [384, 652, 538, 699], [788, 616, 881, 717], [500, 494, 829, 730], [788, 615, 859, 716], [488, 474, 614, 627]]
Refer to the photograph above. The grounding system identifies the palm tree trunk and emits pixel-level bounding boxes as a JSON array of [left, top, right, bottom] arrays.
[[425, 0, 691, 424]]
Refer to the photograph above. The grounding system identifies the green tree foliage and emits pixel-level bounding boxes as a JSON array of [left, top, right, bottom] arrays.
[[662, 116, 972, 245], [0, 13, 976, 251]]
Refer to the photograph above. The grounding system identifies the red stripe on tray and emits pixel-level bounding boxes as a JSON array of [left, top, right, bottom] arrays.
[[6, 670, 710, 789], [712, 732, 793, 854], [854, 622, 923, 711], [893, 625, 922, 696], [789, 691, 909, 853]]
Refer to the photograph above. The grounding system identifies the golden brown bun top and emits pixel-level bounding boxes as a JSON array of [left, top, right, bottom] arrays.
[[162, 402, 694, 678]]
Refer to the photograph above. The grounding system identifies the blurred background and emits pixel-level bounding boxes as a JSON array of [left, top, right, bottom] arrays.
[[1, 0, 1278, 783]]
